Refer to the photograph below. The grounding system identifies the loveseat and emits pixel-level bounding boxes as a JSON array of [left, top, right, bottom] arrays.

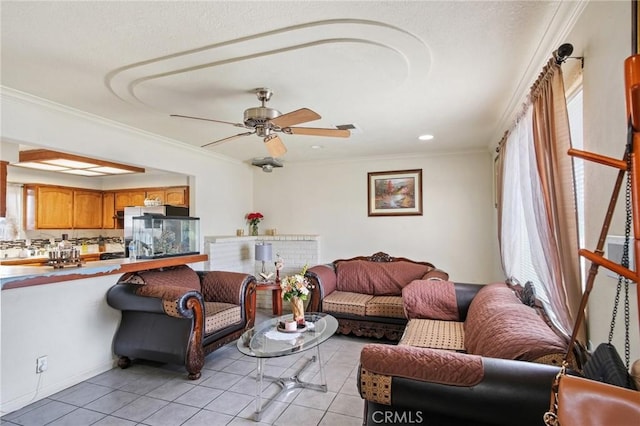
[[306, 252, 449, 340], [358, 280, 578, 426], [106, 265, 257, 379]]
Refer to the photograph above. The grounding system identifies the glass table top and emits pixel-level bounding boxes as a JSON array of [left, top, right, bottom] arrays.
[[237, 313, 338, 358]]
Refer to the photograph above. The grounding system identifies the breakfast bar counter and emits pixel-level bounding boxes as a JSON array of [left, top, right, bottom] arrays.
[[0, 254, 208, 290]]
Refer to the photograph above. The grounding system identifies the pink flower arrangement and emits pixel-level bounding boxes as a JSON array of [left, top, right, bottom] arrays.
[[245, 212, 264, 226], [280, 265, 313, 302]]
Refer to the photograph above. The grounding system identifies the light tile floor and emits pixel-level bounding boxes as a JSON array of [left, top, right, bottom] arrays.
[[2, 310, 376, 426]]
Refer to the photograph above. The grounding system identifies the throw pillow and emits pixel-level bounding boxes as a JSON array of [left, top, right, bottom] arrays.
[[402, 280, 459, 321]]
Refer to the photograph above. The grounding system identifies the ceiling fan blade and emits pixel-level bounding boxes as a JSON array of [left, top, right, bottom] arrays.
[[171, 114, 245, 128], [270, 108, 321, 128], [264, 134, 287, 157], [284, 127, 351, 138], [201, 131, 254, 148]]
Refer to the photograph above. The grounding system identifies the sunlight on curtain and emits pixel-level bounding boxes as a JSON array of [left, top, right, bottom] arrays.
[[499, 57, 582, 341], [0, 183, 23, 240], [500, 105, 573, 338]]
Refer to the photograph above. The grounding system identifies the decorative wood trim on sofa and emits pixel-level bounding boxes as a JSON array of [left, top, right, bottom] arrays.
[[334, 251, 436, 268], [336, 317, 407, 341]]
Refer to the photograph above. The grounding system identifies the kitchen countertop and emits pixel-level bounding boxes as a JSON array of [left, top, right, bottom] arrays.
[[0, 253, 105, 266], [1, 254, 208, 290]]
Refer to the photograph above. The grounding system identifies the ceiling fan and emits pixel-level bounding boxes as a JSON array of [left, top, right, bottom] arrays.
[[171, 88, 350, 157]]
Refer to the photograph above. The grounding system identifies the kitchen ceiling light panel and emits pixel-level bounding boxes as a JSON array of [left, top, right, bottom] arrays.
[[15, 149, 146, 176], [60, 169, 106, 176], [90, 166, 135, 174], [44, 159, 99, 169], [14, 162, 69, 171]]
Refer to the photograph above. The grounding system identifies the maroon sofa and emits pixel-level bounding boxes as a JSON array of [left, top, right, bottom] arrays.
[[358, 281, 579, 426], [305, 252, 449, 341]]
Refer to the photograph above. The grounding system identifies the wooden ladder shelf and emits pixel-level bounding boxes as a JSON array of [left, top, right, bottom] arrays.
[[567, 54, 640, 334]]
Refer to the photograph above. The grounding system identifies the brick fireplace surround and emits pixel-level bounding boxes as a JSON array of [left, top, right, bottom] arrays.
[[203, 235, 319, 311]]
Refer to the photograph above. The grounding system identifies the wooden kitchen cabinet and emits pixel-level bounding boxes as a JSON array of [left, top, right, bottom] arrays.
[[24, 184, 189, 230], [74, 190, 103, 229], [24, 185, 73, 229], [144, 187, 188, 207], [114, 191, 146, 210], [144, 189, 165, 204], [102, 192, 116, 229], [165, 186, 189, 207]]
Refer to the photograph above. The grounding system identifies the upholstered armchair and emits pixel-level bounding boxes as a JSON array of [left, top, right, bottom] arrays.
[[106, 265, 257, 379]]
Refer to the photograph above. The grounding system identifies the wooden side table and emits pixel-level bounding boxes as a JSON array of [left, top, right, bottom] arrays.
[[255, 281, 282, 315]]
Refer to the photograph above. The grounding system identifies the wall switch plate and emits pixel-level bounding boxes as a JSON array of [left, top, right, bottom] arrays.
[[604, 235, 635, 278], [36, 356, 47, 373]]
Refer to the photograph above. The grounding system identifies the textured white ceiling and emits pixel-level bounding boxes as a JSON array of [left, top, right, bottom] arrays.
[[1, 1, 582, 165]]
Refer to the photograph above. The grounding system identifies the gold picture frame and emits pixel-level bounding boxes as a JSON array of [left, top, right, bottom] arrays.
[[367, 169, 423, 216]]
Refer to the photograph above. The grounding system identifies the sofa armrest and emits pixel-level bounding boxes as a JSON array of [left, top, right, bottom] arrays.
[[106, 283, 204, 319], [359, 344, 560, 426], [107, 283, 166, 314], [306, 264, 336, 312], [453, 282, 483, 321]]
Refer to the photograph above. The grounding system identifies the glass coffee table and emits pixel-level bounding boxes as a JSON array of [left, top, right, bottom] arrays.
[[237, 313, 338, 421]]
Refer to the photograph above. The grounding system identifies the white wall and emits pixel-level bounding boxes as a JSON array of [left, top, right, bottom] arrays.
[[1, 276, 121, 414], [566, 1, 639, 361], [253, 151, 503, 284], [0, 89, 254, 239], [0, 90, 254, 414]]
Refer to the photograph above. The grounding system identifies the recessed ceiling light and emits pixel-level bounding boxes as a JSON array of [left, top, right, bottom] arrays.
[[418, 134, 434, 141], [311, 145, 323, 149]]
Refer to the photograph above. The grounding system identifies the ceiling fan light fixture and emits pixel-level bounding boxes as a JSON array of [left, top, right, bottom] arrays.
[[173, 87, 350, 157], [264, 134, 287, 157]]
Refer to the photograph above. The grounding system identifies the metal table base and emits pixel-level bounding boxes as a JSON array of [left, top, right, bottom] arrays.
[[253, 344, 327, 421]]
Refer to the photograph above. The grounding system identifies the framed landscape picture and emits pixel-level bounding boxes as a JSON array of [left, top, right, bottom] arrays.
[[367, 169, 423, 216]]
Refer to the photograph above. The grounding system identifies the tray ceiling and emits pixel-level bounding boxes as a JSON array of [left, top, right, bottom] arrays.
[[1, 1, 583, 164]]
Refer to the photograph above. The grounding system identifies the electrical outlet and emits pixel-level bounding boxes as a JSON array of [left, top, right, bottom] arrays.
[[36, 356, 48, 373]]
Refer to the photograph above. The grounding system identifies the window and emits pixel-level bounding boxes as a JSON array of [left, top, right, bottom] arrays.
[[567, 88, 585, 288], [0, 183, 23, 240]]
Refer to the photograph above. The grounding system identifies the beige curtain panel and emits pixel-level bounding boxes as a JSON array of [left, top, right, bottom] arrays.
[[530, 58, 582, 340]]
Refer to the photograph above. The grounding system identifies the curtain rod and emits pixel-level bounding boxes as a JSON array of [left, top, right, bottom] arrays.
[[555, 43, 584, 68], [496, 43, 583, 153]]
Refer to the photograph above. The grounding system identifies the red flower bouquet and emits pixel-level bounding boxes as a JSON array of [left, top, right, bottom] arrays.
[[246, 212, 264, 226]]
